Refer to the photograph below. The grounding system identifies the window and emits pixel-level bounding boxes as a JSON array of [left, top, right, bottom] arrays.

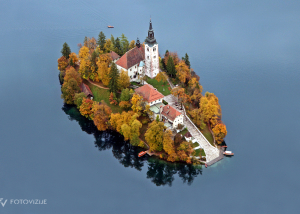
[[130, 69, 132, 71], [147, 48, 149, 51], [153, 55, 156, 59], [153, 47, 156, 52], [147, 56, 149, 59], [135, 66, 136, 68]]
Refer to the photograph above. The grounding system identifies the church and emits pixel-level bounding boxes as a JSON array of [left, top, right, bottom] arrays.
[[115, 19, 159, 82]]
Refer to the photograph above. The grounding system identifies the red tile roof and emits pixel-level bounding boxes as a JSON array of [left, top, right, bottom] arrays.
[[161, 105, 182, 122], [134, 84, 164, 103], [184, 131, 192, 138], [109, 51, 120, 61], [115, 46, 145, 69], [80, 83, 93, 97]]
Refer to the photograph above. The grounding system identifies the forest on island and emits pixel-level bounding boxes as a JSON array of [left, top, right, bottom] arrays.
[[58, 31, 227, 165]]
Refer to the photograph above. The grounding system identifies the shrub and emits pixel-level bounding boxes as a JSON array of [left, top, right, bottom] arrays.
[[177, 123, 184, 130], [162, 100, 168, 105]]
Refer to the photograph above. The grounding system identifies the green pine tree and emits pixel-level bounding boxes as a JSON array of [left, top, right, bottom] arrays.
[[114, 37, 121, 55], [108, 62, 119, 94], [61, 42, 71, 59], [97, 31, 106, 50], [182, 53, 190, 68], [167, 56, 176, 78], [120, 33, 129, 55]]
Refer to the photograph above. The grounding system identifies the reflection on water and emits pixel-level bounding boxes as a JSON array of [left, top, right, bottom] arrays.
[[62, 104, 202, 186]]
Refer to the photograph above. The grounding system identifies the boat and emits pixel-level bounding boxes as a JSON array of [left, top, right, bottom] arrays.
[[205, 163, 207, 168], [223, 151, 234, 156], [138, 151, 147, 157], [107, 26, 114, 28]]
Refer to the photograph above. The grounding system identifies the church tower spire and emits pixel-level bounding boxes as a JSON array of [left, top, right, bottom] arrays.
[[146, 18, 156, 43], [144, 18, 159, 79]]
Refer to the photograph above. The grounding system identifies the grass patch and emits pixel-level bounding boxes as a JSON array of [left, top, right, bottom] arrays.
[[178, 128, 188, 136], [194, 148, 206, 157], [131, 82, 141, 86], [192, 142, 199, 148], [146, 77, 171, 96], [84, 81, 122, 113], [201, 123, 214, 146]]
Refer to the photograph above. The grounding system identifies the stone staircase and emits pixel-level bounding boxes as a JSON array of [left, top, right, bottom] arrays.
[[183, 115, 220, 163]]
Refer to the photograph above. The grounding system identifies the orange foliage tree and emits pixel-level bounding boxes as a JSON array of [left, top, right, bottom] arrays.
[[212, 123, 227, 144], [58, 56, 68, 71], [92, 102, 112, 131], [79, 97, 94, 119], [64, 66, 82, 86]]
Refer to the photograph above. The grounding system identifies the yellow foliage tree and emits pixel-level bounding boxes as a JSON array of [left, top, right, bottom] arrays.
[[200, 92, 221, 128], [129, 40, 135, 49], [145, 120, 166, 152], [155, 72, 167, 83], [131, 93, 143, 115], [118, 69, 131, 90], [97, 53, 112, 86], [68, 52, 79, 67], [79, 98, 94, 119], [64, 66, 82, 86], [212, 123, 227, 144], [92, 102, 112, 131], [176, 60, 191, 84], [58, 56, 68, 71], [104, 39, 112, 53], [78, 46, 92, 79]]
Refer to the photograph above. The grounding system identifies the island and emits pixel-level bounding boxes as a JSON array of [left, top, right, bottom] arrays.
[[57, 19, 228, 166]]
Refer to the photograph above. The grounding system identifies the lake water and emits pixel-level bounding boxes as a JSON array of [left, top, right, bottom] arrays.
[[0, 0, 299, 213]]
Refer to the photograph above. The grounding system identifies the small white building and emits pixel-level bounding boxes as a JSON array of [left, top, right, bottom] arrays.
[[161, 105, 184, 129]]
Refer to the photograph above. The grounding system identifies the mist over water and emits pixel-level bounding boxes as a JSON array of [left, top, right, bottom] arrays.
[[0, 0, 299, 213]]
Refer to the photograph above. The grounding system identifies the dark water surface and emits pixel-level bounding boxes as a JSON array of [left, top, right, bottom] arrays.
[[0, 0, 299, 213]]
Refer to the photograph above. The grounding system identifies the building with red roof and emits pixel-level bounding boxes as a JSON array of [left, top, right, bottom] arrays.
[[109, 51, 120, 62], [134, 84, 164, 106], [161, 105, 184, 129], [80, 83, 93, 100]]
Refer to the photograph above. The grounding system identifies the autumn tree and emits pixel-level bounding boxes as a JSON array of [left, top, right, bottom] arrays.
[[104, 39, 112, 53], [97, 31, 106, 50], [74, 92, 87, 109], [61, 42, 71, 59], [177, 141, 193, 163], [92, 102, 112, 131], [96, 52, 112, 85], [109, 111, 142, 146], [78, 46, 92, 79], [145, 120, 166, 152], [155, 72, 167, 83], [163, 130, 177, 162], [176, 60, 191, 84], [171, 87, 191, 108], [108, 62, 119, 93], [131, 93, 144, 115], [200, 92, 221, 128], [58, 56, 68, 72], [79, 97, 93, 119], [188, 77, 203, 105], [118, 69, 130, 90], [64, 66, 82, 86], [212, 123, 227, 144], [110, 35, 115, 50], [68, 52, 79, 67], [129, 40, 135, 49], [109, 92, 118, 105], [61, 78, 81, 104]]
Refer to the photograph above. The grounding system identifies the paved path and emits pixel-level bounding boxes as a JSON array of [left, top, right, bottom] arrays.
[[87, 79, 109, 89]]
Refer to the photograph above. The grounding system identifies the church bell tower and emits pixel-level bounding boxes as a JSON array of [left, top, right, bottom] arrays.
[[145, 19, 159, 78]]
